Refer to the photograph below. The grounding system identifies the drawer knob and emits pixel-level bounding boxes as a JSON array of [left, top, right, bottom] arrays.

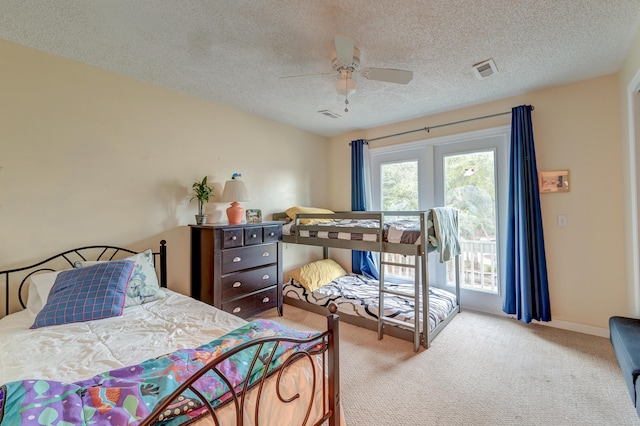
[[251, 233, 257, 238], [262, 252, 270, 257], [269, 232, 275, 237], [262, 274, 269, 280], [232, 236, 237, 241], [233, 281, 242, 288], [232, 307, 242, 314], [233, 256, 242, 263], [262, 297, 270, 303]]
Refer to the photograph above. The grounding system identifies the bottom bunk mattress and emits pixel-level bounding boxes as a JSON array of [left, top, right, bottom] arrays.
[[284, 274, 457, 332]]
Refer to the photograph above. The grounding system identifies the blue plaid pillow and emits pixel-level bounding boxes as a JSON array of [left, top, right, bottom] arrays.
[[31, 260, 134, 329]]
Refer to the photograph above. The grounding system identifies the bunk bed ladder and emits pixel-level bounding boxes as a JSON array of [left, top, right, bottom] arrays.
[[377, 212, 426, 352]]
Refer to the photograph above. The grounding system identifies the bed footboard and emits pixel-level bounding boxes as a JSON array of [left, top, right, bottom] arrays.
[[140, 313, 341, 426]]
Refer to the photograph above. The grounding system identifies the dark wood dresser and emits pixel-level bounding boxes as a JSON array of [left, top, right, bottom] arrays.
[[190, 222, 283, 319]]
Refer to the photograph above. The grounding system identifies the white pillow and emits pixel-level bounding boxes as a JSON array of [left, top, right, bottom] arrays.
[[74, 249, 165, 307], [27, 271, 61, 314]]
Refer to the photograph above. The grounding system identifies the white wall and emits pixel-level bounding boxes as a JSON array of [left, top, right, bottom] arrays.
[[619, 24, 640, 317]]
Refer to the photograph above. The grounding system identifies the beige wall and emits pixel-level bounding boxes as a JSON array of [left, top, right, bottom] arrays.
[[329, 74, 627, 330], [0, 40, 329, 312], [3, 33, 639, 332]]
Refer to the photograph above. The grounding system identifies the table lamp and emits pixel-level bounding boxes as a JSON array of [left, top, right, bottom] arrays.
[[222, 173, 250, 224]]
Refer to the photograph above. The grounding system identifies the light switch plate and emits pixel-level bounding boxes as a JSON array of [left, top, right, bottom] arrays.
[[557, 214, 568, 227]]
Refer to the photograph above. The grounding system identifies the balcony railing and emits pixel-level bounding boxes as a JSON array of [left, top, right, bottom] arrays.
[[382, 239, 498, 294]]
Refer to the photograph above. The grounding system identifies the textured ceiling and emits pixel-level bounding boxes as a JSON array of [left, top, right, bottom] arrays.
[[2, 1, 640, 137]]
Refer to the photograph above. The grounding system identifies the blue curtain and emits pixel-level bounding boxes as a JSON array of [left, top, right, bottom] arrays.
[[351, 139, 379, 279], [502, 105, 551, 323]]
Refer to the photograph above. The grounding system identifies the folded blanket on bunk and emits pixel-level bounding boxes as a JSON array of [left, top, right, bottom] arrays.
[[0, 320, 320, 426], [431, 207, 461, 262]]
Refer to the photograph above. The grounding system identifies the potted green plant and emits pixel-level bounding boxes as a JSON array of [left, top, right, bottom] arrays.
[[191, 176, 214, 225]]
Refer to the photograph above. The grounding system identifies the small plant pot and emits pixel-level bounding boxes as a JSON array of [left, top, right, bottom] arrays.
[[195, 214, 208, 225]]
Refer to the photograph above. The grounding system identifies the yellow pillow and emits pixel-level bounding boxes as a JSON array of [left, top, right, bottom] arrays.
[[285, 206, 335, 224], [290, 259, 346, 292]]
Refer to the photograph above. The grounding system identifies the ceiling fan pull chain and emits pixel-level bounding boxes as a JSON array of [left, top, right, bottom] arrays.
[[343, 73, 350, 112]]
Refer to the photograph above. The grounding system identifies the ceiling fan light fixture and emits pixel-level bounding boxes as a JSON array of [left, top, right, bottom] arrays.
[[336, 74, 357, 96]]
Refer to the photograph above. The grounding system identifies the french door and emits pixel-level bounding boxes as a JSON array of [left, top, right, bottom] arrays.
[[370, 127, 509, 315]]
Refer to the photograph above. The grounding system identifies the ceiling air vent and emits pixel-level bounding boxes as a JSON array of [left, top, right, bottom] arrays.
[[472, 59, 498, 80], [318, 109, 341, 119]]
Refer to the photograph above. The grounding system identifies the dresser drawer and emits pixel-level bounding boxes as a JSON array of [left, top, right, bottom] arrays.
[[222, 287, 277, 318], [221, 265, 277, 300], [263, 225, 281, 243], [221, 228, 243, 249], [221, 243, 278, 274], [244, 226, 264, 245]]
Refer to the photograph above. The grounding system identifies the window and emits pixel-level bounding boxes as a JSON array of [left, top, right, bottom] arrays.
[[371, 126, 509, 314], [442, 150, 498, 294], [381, 160, 419, 211]]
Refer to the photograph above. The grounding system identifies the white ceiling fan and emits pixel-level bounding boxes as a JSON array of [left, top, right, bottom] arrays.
[[281, 35, 413, 112]]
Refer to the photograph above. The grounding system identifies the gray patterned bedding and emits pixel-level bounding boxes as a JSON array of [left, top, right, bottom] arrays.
[[284, 274, 457, 332], [282, 217, 439, 248]]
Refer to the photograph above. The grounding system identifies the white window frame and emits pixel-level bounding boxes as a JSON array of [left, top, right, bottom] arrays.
[[369, 125, 510, 314]]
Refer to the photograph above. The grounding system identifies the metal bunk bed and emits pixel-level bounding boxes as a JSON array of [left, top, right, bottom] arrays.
[[274, 209, 461, 351]]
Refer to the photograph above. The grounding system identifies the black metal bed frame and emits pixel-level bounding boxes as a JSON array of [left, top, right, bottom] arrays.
[[1, 240, 167, 317], [141, 313, 341, 426]]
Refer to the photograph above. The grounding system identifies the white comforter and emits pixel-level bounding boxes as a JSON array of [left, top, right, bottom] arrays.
[[0, 290, 247, 384]]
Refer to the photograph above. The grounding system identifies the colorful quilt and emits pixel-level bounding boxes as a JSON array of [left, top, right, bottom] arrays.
[[0, 320, 320, 425]]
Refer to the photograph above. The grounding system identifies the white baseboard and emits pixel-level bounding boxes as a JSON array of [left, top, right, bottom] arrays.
[[464, 308, 610, 338], [533, 317, 609, 338]]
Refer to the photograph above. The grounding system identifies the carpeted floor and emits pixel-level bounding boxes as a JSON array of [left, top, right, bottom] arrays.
[[261, 305, 639, 426]]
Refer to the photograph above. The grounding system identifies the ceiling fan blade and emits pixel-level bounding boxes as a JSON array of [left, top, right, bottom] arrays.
[[334, 35, 355, 65], [363, 68, 413, 84], [279, 72, 335, 80]]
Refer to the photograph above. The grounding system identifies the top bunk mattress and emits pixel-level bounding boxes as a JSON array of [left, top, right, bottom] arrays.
[[280, 208, 460, 261], [283, 216, 439, 248]]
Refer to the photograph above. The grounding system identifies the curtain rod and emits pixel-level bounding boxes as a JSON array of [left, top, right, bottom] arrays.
[[363, 106, 534, 144]]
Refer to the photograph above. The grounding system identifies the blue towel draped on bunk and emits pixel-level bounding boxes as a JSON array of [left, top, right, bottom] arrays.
[[431, 207, 461, 263]]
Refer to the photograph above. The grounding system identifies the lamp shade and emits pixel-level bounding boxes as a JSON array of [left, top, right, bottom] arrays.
[[222, 178, 250, 202]]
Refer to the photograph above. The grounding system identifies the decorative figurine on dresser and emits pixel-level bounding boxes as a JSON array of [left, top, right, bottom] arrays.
[[190, 222, 283, 319]]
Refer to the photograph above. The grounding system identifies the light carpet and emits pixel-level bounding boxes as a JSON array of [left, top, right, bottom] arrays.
[[261, 305, 638, 426]]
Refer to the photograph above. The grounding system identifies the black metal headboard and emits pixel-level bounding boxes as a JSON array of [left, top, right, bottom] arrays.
[[1, 240, 167, 317]]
